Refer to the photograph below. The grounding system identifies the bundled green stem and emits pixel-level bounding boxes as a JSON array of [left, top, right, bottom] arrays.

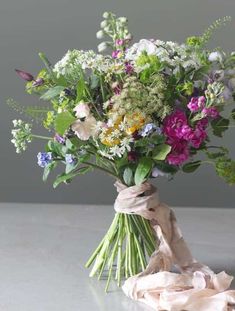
[[85, 213, 156, 292]]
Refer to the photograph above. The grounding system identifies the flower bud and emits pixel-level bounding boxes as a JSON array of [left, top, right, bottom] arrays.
[[15, 69, 34, 81], [98, 42, 108, 52], [32, 78, 44, 87], [103, 12, 110, 19], [96, 30, 105, 39], [118, 17, 127, 24], [100, 20, 108, 28]]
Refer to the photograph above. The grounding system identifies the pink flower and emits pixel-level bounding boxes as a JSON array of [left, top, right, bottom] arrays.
[[116, 39, 125, 46], [163, 110, 188, 140], [197, 118, 209, 130], [187, 96, 205, 112], [112, 50, 122, 59], [166, 140, 189, 165], [202, 107, 220, 119], [73, 103, 90, 119], [190, 127, 207, 148]]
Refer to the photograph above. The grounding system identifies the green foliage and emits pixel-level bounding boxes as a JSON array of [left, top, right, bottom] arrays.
[[152, 144, 171, 161], [43, 161, 57, 182], [215, 157, 235, 185], [154, 161, 178, 174], [43, 111, 55, 129], [40, 86, 65, 100], [7, 98, 51, 123], [182, 161, 201, 173], [53, 166, 92, 188], [211, 117, 230, 137], [136, 52, 163, 83], [54, 111, 76, 135], [186, 36, 203, 47], [134, 158, 153, 185], [123, 167, 133, 186]]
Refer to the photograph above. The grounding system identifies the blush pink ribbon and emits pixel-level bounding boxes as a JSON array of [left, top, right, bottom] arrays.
[[114, 181, 235, 311]]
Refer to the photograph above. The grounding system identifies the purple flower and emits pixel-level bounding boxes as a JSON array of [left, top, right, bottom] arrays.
[[54, 134, 65, 144], [197, 118, 209, 130], [37, 152, 53, 168], [127, 151, 138, 162], [190, 127, 207, 149], [112, 50, 122, 59], [65, 154, 76, 165], [125, 62, 134, 74], [32, 78, 44, 87], [116, 39, 125, 46], [202, 107, 220, 119], [15, 69, 34, 82]]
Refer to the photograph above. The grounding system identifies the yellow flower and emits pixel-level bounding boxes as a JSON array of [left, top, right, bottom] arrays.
[[125, 112, 146, 135], [101, 128, 121, 146]]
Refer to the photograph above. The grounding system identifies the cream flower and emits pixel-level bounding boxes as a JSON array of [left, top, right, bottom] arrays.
[[72, 115, 96, 141], [73, 102, 90, 118]]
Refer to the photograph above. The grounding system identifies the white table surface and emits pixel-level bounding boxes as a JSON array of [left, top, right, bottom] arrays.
[[0, 203, 234, 311]]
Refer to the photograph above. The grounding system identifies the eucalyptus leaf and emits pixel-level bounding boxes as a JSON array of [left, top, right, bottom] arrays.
[[40, 86, 65, 100], [134, 158, 153, 186], [54, 111, 76, 135]]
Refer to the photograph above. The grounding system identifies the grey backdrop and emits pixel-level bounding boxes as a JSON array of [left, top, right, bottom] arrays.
[[1, 0, 235, 207]]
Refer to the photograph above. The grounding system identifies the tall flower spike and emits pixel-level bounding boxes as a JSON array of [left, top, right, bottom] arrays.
[[15, 69, 34, 81]]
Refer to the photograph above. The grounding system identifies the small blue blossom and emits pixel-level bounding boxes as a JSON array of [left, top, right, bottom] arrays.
[[65, 154, 76, 165], [140, 123, 162, 137], [37, 152, 53, 168]]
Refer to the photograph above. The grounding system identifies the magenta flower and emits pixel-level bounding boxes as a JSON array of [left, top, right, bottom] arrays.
[[125, 62, 134, 74], [202, 107, 220, 119], [187, 96, 205, 112], [15, 69, 34, 81], [163, 110, 188, 140], [190, 127, 207, 148], [166, 140, 189, 165], [197, 118, 209, 130], [116, 39, 125, 46], [112, 50, 122, 59]]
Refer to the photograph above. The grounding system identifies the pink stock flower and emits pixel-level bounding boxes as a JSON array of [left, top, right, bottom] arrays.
[[187, 96, 205, 112], [197, 118, 209, 130], [163, 110, 188, 140], [202, 107, 220, 119], [166, 140, 189, 165], [190, 127, 207, 148]]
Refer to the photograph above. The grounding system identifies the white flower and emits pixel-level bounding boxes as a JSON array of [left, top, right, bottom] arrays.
[[98, 42, 108, 52], [96, 30, 105, 39], [72, 115, 97, 141], [208, 51, 222, 62], [73, 102, 90, 118]]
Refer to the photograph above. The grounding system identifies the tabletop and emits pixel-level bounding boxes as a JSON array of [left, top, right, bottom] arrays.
[[0, 203, 234, 311]]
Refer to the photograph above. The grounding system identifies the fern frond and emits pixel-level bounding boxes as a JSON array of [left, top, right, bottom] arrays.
[[7, 98, 51, 123], [201, 16, 232, 45]]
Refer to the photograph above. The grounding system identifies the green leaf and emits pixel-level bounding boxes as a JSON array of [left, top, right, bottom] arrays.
[[134, 158, 153, 186], [123, 167, 133, 186], [40, 86, 65, 100], [53, 171, 79, 188], [43, 162, 57, 182], [211, 117, 230, 137], [54, 111, 76, 135], [153, 144, 171, 161], [231, 108, 235, 121], [65, 162, 78, 174], [182, 161, 201, 173], [76, 77, 86, 102], [47, 140, 63, 156], [154, 161, 178, 174]]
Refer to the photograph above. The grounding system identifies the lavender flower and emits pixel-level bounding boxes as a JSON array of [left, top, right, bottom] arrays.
[[54, 134, 65, 144], [37, 152, 53, 168]]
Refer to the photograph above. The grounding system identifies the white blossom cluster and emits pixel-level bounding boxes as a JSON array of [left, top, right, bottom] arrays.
[[53, 49, 119, 78], [98, 136, 133, 160], [11, 120, 32, 153], [125, 39, 202, 71]]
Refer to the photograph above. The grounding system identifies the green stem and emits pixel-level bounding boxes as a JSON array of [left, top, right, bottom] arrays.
[[32, 134, 52, 140], [83, 162, 119, 179]]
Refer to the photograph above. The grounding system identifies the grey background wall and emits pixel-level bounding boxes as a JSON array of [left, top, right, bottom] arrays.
[[1, 0, 235, 207]]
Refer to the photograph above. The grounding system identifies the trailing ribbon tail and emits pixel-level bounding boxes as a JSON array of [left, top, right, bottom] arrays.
[[114, 181, 235, 311]]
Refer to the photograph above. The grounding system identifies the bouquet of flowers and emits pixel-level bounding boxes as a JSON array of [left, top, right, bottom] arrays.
[[9, 12, 235, 293]]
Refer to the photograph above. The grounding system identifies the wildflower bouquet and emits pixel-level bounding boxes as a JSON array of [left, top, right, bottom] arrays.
[[10, 12, 235, 293]]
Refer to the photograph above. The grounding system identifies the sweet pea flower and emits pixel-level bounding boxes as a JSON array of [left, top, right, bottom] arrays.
[[72, 103, 96, 140], [73, 102, 90, 119]]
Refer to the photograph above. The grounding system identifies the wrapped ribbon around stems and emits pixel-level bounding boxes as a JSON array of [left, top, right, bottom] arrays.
[[114, 181, 235, 311]]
